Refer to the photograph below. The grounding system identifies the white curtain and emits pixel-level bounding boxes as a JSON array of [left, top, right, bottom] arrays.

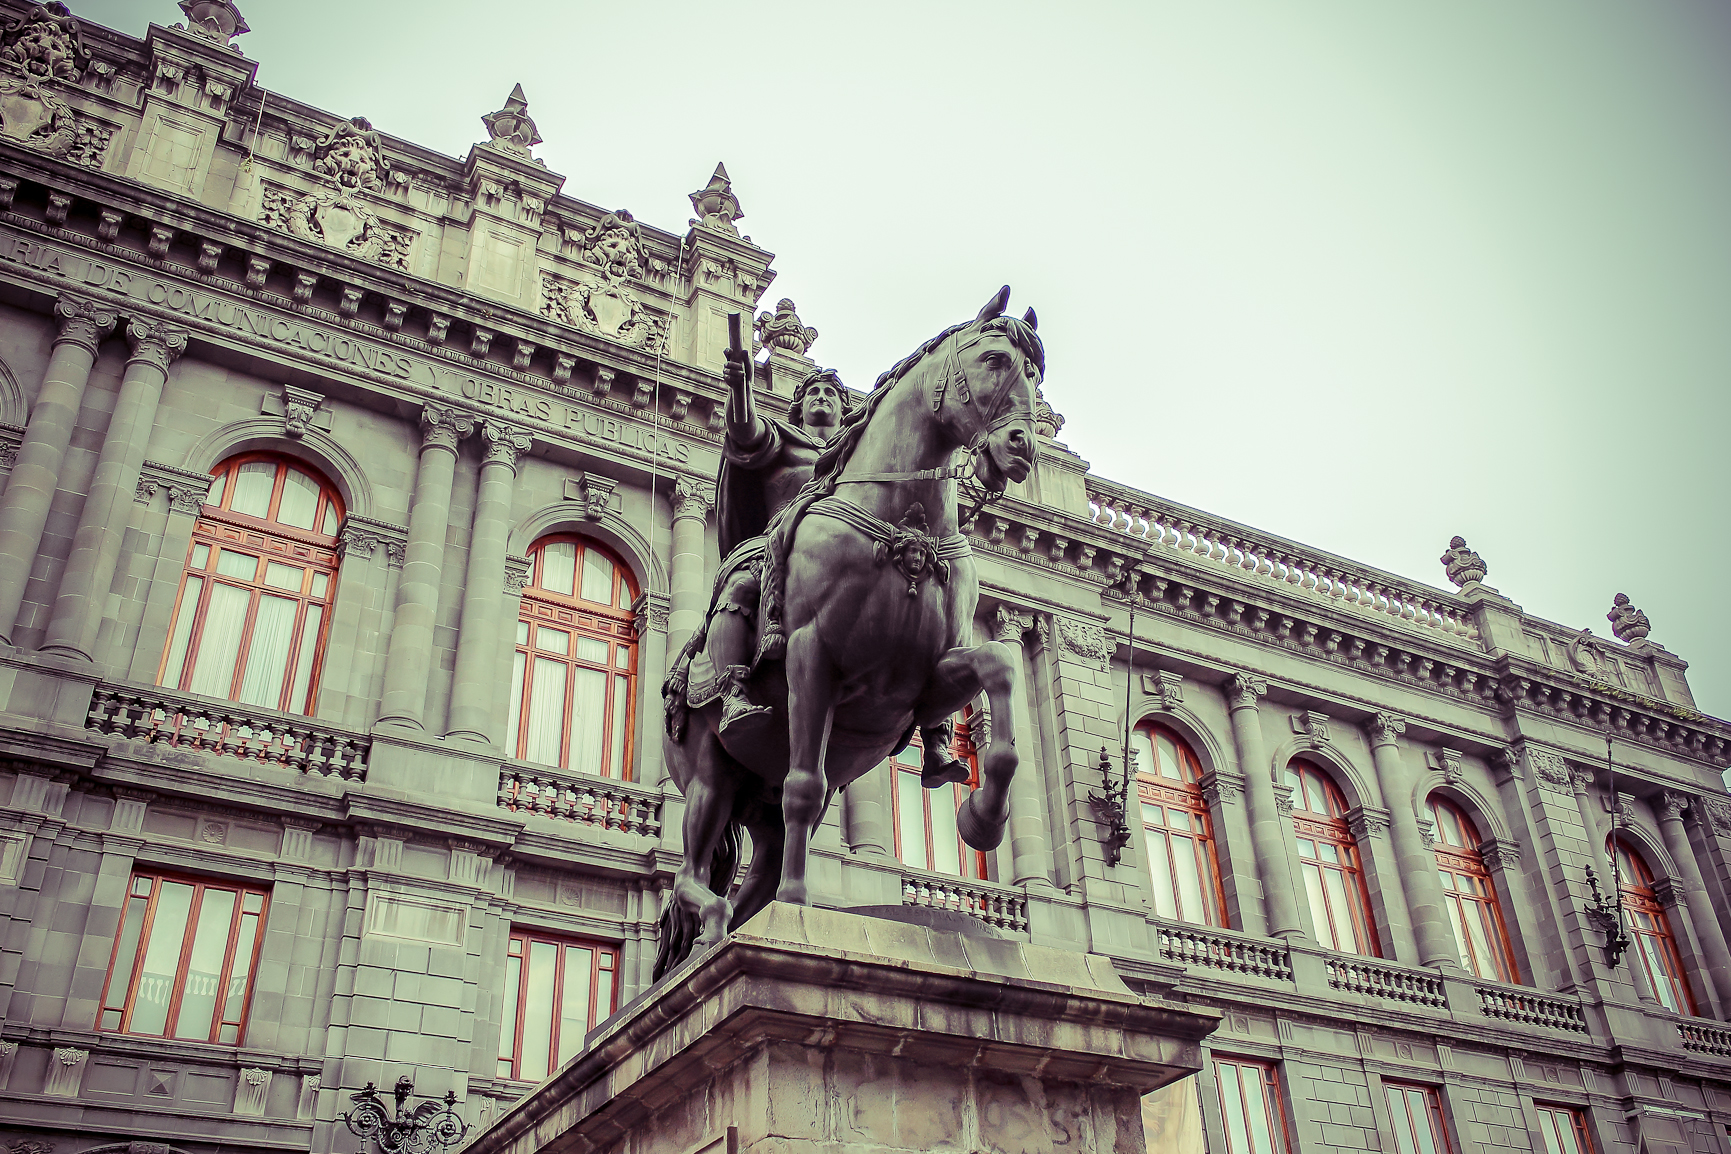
[[580, 549, 614, 604], [188, 583, 250, 698], [525, 657, 568, 766], [569, 668, 606, 776], [275, 468, 319, 529], [236, 594, 297, 709], [160, 575, 204, 687], [287, 605, 324, 713], [540, 541, 576, 596]]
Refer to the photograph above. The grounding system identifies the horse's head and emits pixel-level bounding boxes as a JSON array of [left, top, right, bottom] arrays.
[[932, 285, 1045, 492]]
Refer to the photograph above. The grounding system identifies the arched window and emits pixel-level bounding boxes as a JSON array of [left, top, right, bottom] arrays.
[[1429, 797, 1519, 983], [1286, 760, 1380, 956], [157, 454, 343, 715], [1614, 839, 1697, 1015], [887, 714, 986, 881], [1132, 723, 1225, 927], [510, 535, 638, 779]]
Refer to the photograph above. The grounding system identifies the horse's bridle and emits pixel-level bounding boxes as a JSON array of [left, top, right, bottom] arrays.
[[836, 325, 1028, 487]]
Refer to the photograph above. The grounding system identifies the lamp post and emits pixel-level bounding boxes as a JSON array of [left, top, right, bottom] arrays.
[[339, 1077, 468, 1154]]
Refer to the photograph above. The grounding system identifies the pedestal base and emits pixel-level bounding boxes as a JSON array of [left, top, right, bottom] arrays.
[[469, 903, 1218, 1154]]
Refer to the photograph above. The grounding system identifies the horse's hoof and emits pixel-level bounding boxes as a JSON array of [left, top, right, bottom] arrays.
[[956, 793, 1007, 851], [775, 882, 809, 906], [921, 757, 970, 788]]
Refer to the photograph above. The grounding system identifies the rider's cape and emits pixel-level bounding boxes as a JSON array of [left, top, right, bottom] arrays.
[[715, 418, 827, 559]]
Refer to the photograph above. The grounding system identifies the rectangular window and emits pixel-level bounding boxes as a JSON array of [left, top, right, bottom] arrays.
[[1535, 1105, 1592, 1154], [497, 930, 620, 1082], [98, 872, 268, 1045], [1385, 1083, 1452, 1154], [1213, 1056, 1287, 1154]]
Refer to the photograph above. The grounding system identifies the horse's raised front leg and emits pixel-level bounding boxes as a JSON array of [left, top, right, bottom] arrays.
[[921, 641, 1019, 851], [776, 627, 835, 905]]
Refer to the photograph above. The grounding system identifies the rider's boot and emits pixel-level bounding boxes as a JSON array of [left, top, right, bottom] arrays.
[[718, 664, 772, 736], [920, 722, 971, 788]]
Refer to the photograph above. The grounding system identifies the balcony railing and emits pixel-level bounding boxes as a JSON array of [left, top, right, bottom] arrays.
[[1678, 1020, 1731, 1057], [497, 766, 661, 839], [85, 683, 370, 780], [1476, 983, 1589, 1033], [901, 870, 1028, 934], [1155, 920, 1294, 982], [1326, 956, 1449, 1009]]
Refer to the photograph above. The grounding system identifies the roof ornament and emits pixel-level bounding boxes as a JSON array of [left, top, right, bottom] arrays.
[[754, 299, 817, 356], [313, 116, 388, 191], [1439, 535, 1487, 590], [177, 0, 249, 46], [688, 162, 743, 235], [481, 83, 541, 157], [0, 2, 89, 82], [1606, 593, 1652, 645], [1033, 383, 1065, 439]]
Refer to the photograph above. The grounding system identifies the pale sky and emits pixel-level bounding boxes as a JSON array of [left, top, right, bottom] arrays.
[[77, 2, 1731, 719]]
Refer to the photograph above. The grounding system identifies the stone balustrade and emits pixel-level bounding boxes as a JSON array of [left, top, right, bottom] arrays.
[[1476, 983, 1589, 1033], [496, 765, 662, 839], [900, 869, 1029, 934], [1325, 955, 1449, 1009], [1678, 1020, 1731, 1058], [1155, 919, 1294, 982], [1086, 478, 1479, 642], [85, 683, 370, 780]]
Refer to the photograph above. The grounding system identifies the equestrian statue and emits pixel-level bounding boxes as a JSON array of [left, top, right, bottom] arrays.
[[657, 287, 1044, 978]]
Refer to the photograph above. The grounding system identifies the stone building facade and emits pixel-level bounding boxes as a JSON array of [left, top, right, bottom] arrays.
[[0, 3, 1728, 1153]]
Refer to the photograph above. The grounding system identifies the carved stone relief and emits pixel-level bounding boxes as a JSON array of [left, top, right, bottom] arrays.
[[259, 181, 414, 271], [1526, 748, 1575, 794], [575, 210, 664, 281], [540, 270, 668, 353], [1054, 617, 1109, 666], [1, 3, 89, 83]]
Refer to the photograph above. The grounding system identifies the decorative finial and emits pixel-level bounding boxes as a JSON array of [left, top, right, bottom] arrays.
[[754, 298, 817, 355], [1034, 383, 1065, 439], [1439, 535, 1487, 589], [1606, 593, 1652, 645], [689, 162, 743, 234], [481, 83, 541, 156], [178, 0, 248, 45]]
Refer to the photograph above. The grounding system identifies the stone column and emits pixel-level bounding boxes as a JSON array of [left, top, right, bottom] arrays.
[[445, 420, 531, 746], [377, 404, 473, 730], [666, 478, 714, 660], [0, 295, 118, 645], [633, 592, 670, 786], [40, 321, 188, 661], [844, 764, 894, 858], [1366, 712, 1462, 971], [993, 606, 1057, 891], [1655, 791, 1731, 1011], [1226, 674, 1304, 938]]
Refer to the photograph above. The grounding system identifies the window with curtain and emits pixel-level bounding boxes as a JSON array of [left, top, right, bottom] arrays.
[[1384, 1083, 1453, 1154], [97, 871, 269, 1045], [1133, 723, 1226, 926], [1212, 1056, 1288, 1154], [887, 713, 986, 880], [157, 453, 343, 716], [1614, 838, 1697, 1015], [1535, 1105, 1593, 1154], [1429, 797, 1520, 984], [510, 535, 639, 779], [1286, 760, 1380, 957], [496, 929, 619, 1082]]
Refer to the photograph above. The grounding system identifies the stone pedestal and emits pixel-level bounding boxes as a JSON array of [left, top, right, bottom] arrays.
[[468, 903, 1218, 1154]]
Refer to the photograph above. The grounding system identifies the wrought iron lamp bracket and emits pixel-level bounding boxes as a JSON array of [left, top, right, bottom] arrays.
[[1088, 744, 1134, 868], [339, 1076, 468, 1154]]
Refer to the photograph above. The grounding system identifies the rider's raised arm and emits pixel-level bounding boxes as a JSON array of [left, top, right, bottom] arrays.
[[724, 346, 770, 453]]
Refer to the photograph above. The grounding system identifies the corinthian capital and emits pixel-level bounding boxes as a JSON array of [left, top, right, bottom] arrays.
[[1367, 711, 1406, 746], [420, 403, 475, 452], [992, 606, 1031, 645], [671, 476, 715, 521], [52, 294, 118, 354], [1657, 790, 1690, 823], [123, 320, 188, 373], [481, 419, 532, 470], [1225, 673, 1268, 710]]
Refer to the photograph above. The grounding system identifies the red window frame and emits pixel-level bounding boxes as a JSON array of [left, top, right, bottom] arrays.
[[1534, 1104, 1593, 1154], [157, 453, 343, 716], [1287, 760, 1381, 957], [97, 870, 269, 1046], [1134, 723, 1228, 927], [1384, 1082, 1453, 1154], [1429, 796, 1520, 984], [496, 929, 620, 1082], [1613, 838, 1698, 1015], [886, 713, 987, 881], [509, 535, 639, 779], [1213, 1055, 1289, 1154]]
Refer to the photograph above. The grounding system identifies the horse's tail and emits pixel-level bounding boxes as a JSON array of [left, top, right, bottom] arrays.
[[651, 801, 745, 983]]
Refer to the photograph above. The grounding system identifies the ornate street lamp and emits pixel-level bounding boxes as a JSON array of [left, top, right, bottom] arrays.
[[339, 1077, 468, 1154], [1583, 733, 1632, 968]]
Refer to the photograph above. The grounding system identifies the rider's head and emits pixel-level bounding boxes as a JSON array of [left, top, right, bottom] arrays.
[[788, 369, 852, 434]]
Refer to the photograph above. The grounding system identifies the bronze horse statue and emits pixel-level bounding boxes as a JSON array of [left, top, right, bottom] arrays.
[[656, 286, 1044, 978]]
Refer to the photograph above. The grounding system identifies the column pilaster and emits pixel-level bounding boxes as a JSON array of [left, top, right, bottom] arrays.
[[1655, 791, 1731, 1012], [0, 295, 119, 644], [632, 591, 670, 787], [40, 320, 188, 661], [445, 419, 531, 745], [667, 477, 714, 660], [1226, 673, 1304, 939], [1366, 712, 1463, 971], [993, 606, 1057, 891], [377, 404, 473, 730]]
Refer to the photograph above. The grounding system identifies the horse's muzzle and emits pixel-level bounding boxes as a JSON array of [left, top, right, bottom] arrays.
[[983, 423, 1036, 486]]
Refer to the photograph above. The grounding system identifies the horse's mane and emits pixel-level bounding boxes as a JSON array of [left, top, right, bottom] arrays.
[[752, 312, 1045, 665]]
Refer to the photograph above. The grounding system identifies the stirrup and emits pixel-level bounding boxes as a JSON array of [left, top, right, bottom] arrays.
[[921, 757, 970, 788]]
